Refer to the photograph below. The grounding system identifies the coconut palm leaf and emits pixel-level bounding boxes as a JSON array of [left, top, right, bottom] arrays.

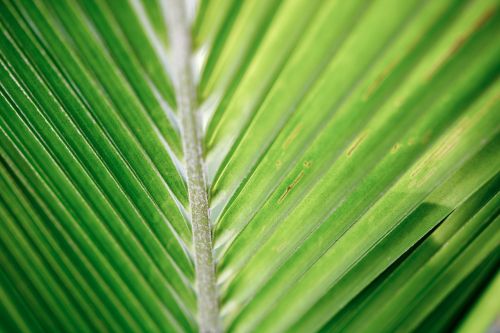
[[0, 0, 499, 332]]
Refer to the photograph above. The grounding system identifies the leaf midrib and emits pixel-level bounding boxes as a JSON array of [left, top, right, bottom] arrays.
[[164, 1, 220, 332]]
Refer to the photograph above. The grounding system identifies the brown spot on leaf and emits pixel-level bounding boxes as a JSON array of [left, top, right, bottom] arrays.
[[277, 171, 305, 204], [283, 125, 302, 149], [391, 143, 401, 153], [347, 134, 366, 156], [426, 6, 496, 80], [363, 60, 398, 100]]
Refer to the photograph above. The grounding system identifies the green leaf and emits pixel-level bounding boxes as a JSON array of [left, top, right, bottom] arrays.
[[456, 271, 500, 333], [1, 0, 499, 332]]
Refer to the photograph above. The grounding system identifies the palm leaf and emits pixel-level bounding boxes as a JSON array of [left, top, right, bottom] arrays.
[[0, 0, 499, 332]]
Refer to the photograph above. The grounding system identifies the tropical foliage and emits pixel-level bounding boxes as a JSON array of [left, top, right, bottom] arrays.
[[0, 0, 499, 332]]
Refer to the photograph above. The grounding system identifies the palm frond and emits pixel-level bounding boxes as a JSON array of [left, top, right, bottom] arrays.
[[0, 0, 499, 332]]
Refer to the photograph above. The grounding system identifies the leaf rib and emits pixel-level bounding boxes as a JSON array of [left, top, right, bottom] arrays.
[[164, 1, 220, 332]]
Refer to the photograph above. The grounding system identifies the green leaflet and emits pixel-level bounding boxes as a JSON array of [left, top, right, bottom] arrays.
[[456, 271, 500, 333], [0, 0, 499, 332]]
